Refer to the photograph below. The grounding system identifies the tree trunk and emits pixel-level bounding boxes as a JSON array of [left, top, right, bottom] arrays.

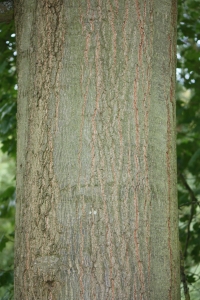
[[14, 0, 180, 299]]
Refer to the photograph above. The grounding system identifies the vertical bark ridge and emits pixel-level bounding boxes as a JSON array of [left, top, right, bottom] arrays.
[[165, 1, 178, 299]]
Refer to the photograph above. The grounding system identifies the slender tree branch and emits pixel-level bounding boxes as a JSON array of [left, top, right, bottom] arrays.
[[179, 173, 199, 204], [179, 201, 200, 208], [178, 173, 197, 257], [180, 243, 190, 300], [0, 1, 13, 23]]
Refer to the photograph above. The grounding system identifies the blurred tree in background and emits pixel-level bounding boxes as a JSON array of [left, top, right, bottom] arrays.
[[177, 0, 200, 298], [0, 20, 16, 299], [0, 0, 200, 298]]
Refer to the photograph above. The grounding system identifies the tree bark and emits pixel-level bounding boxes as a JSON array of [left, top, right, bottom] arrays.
[[14, 0, 180, 299]]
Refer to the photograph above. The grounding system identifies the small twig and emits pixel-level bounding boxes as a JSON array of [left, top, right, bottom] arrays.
[[179, 201, 200, 208], [179, 173, 199, 204], [180, 243, 190, 300], [178, 173, 198, 257]]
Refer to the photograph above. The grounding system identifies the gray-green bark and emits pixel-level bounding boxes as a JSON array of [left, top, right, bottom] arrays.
[[15, 0, 180, 299]]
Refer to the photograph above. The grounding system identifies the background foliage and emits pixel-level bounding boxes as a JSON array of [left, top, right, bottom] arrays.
[[0, 1, 200, 298], [177, 0, 200, 298], [0, 20, 16, 299]]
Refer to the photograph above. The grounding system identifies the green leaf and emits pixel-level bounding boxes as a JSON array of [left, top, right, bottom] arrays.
[[0, 235, 8, 252], [0, 270, 13, 287], [187, 274, 196, 284], [188, 148, 200, 167], [0, 186, 15, 203]]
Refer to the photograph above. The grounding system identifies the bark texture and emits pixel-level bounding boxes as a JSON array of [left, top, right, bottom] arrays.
[[15, 0, 180, 299]]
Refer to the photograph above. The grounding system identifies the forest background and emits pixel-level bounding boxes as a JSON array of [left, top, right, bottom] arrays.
[[0, 0, 200, 299]]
